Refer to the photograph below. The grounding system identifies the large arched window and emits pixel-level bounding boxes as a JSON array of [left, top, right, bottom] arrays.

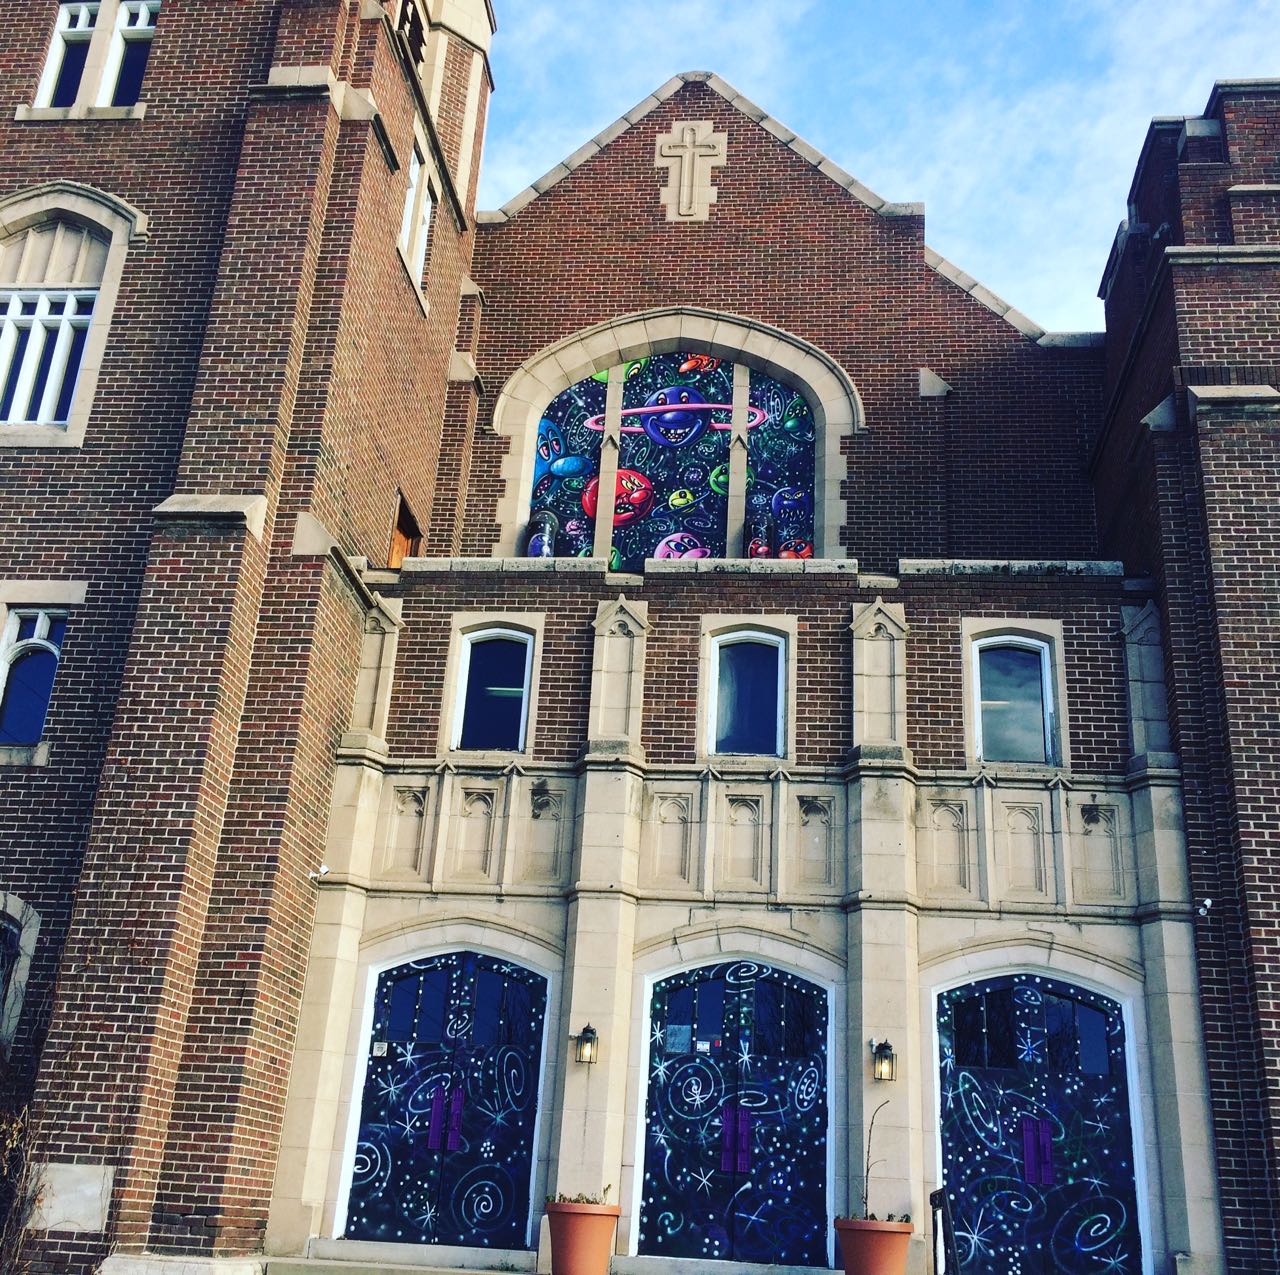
[[0, 219, 106, 427], [709, 630, 786, 757], [524, 351, 816, 571]]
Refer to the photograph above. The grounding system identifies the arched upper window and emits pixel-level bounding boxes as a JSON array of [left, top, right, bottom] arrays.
[[0, 608, 68, 746], [524, 352, 816, 571], [0, 219, 106, 428], [451, 628, 534, 752], [973, 635, 1056, 764], [0, 184, 147, 449]]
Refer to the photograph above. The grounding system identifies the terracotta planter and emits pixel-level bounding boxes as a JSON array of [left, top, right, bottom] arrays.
[[545, 1201, 621, 1275], [834, 1217, 914, 1275]]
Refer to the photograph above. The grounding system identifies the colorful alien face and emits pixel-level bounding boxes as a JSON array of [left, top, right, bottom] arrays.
[[641, 385, 709, 447], [778, 539, 814, 559], [582, 468, 655, 526], [535, 419, 565, 484], [591, 357, 649, 384], [782, 394, 814, 440], [655, 531, 710, 559], [748, 538, 774, 558], [771, 486, 812, 521]]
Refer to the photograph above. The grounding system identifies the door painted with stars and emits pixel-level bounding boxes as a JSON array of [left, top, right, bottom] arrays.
[[638, 960, 829, 1266], [937, 973, 1143, 1274], [344, 951, 547, 1249]]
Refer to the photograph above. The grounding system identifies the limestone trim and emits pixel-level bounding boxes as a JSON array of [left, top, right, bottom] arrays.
[[329, 928, 563, 1242], [698, 615, 799, 765], [490, 306, 862, 558], [0, 181, 148, 449], [624, 937, 846, 1258], [437, 611, 546, 758], [586, 596, 652, 760], [850, 597, 909, 751], [961, 616, 1071, 772]]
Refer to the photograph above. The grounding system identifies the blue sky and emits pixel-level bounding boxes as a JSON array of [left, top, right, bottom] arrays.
[[479, 0, 1279, 332]]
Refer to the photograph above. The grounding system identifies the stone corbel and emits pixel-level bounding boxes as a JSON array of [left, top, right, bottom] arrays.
[[584, 596, 652, 762], [849, 597, 910, 761], [341, 595, 404, 756]]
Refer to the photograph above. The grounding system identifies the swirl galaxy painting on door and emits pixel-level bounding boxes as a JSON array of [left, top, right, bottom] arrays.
[[344, 951, 548, 1250], [937, 973, 1143, 1274], [527, 353, 816, 570], [637, 960, 829, 1267]]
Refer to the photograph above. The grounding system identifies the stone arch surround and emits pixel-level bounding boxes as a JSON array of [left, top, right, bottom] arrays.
[[489, 307, 864, 558]]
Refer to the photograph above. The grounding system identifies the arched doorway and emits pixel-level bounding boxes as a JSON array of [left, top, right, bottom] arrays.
[[344, 950, 548, 1249], [638, 960, 829, 1266], [937, 973, 1142, 1273]]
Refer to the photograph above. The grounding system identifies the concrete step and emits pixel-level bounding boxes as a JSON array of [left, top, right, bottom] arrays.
[[267, 1262, 527, 1275]]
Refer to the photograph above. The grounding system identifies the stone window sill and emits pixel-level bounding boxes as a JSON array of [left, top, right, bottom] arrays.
[[1, 422, 82, 449], [0, 743, 51, 768], [15, 103, 147, 123]]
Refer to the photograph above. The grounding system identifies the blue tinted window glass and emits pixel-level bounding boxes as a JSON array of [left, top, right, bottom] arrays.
[[0, 649, 59, 744], [979, 644, 1047, 763], [473, 968, 503, 1046], [1077, 1003, 1110, 1076], [695, 978, 726, 1052], [111, 38, 153, 107], [458, 637, 527, 751], [54, 325, 88, 422], [1, 328, 32, 419], [716, 640, 780, 755], [51, 40, 90, 108]]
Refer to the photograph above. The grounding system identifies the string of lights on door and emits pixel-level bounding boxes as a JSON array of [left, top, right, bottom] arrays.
[[937, 973, 1142, 1274], [527, 352, 816, 570]]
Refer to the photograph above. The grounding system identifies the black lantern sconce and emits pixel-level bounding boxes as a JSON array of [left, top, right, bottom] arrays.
[[871, 1038, 897, 1082], [573, 1023, 599, 1065]]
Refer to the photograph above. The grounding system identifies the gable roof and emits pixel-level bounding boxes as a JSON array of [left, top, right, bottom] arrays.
[[476, 71, 1102, 347]]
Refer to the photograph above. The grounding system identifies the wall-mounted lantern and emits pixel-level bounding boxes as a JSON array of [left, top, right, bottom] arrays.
[[871, 1038, 897, 1082], [573, 1023, 599, 1065]]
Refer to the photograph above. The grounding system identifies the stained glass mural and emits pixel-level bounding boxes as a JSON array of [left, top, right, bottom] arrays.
[[345, 951, 547, 1249], [526, 353, 816, 569], [937, 973, 1142, 1274], [638, 960, 829, 1266]]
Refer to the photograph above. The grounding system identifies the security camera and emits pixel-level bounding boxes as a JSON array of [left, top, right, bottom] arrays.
[[308, 864, 331, 881]]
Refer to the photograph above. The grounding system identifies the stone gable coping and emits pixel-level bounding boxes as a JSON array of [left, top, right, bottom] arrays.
[[477, 72, 1101, 349]]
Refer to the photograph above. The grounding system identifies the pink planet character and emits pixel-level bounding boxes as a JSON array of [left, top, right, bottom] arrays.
[[655, 531, 711, 559]]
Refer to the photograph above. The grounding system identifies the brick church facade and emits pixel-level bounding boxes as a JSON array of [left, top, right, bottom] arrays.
[[0, 3, 1277, 1273]]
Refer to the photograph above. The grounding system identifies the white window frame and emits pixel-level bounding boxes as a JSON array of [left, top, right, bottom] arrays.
[[707, 629, 787, 758], [450, 626, 535, 753], [34, 3, 100, 109], [0, 606, 68, 750], [95, 0, 160, 108], [0, 893, 40, 1057], [397, 137, 437, 301], [0, 287, 97, 426], [26, 0, 158, 121], [971, 634, 1057, 766]]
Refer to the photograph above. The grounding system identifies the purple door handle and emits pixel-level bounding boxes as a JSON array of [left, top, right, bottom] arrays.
[[447, 1086, 464, 1150], [1021, 1115, 1054, 1185], [427, 1087, 445, 1149], [736, 1106, 752, 1173], [720, 1101, 737, 1172]]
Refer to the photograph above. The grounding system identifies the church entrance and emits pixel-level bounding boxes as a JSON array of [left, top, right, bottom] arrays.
[[344, 951, 547, 1249], [637, 960, 829, 1266], [937, 973, 1143, 1274]]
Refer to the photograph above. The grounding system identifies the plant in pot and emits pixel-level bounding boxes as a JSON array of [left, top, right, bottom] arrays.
[[834, 1100, 914, 1275], [544, 1184, 619, 1275]]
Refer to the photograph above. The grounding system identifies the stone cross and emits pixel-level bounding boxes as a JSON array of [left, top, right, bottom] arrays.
[[654, 120, 728, 222]]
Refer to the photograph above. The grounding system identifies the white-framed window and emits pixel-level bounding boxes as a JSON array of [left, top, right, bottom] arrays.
[[33, 1, 159, 114], [97, 0, 160, 108], [0, 893, 41, 1056], [972, 635, 1057, 765], [708, 630, 786, 757], [34, 3, 100, 108], [398, 143, 436, 288], [450, 627, 534, 752], [0, 608, 68, 747], [0, 219, 106, 428]]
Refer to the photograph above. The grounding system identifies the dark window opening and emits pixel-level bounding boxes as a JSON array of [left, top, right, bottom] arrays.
[[0, 648, 59, 746], [715, 638, 781, 755], [458, 636, 528, 751], [978, 642, 1049, 763], [51, 40, 90, 108], [110, 36, 153, 107]]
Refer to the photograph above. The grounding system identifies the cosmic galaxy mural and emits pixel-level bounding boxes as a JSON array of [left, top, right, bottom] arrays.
[[638, 961, 829, 1267], [937, 973, 1142, 1274], [345, 951, 547, 1249], [528, 352, 816, 570]]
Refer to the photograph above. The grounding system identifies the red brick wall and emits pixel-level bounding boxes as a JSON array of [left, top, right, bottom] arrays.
[[461, 81, 1104, 574]]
